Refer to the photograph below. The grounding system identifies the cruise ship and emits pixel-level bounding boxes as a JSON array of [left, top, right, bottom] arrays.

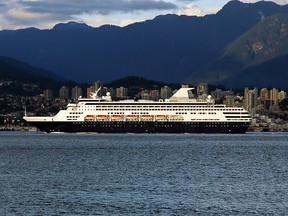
[[23, 87, 251, 133]]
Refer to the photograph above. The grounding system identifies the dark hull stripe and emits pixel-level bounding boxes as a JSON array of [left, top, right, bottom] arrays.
[[29, 121, 250, 134]]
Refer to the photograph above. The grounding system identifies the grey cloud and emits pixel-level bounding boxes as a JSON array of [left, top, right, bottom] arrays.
[[21, 0, 178, 15], [0, 3, 7, 13]]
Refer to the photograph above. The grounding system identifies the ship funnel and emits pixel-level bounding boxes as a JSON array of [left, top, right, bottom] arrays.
[[169, 88, 195, 102]]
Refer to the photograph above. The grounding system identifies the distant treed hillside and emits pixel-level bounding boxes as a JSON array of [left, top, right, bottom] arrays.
[[0, 56, 61, 84], [0, 56, 79, 95], [107, 76, 180, 89], [189, 13, 288, 88]]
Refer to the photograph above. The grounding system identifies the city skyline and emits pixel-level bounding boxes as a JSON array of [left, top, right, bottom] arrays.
[[1, 0, 288, 30], [45, 81, 288, 104]]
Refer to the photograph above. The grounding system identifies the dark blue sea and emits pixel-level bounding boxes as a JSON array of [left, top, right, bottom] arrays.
[[0, 132, 288, 215]]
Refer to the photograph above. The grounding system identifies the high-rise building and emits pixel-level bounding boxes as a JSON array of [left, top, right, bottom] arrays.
[[87, 86, 95, 98], [259, 88, 269, 100], [150, 89, 160, 101], [59, 86, 69, 99], [43, 89, 53, 101], [270, 88, 279, 106], [243, 87, 258, 115], [259, 88, 270, 110], [116, 87, 128, 98], [72, 86, 82, 100], [211, 89, 234, 99], [197, 83, 208, 96], [225, 95, 235, 107], [139, 89, 159, 101], [141, 89, 150, 100], [160, 86, 172, 99]]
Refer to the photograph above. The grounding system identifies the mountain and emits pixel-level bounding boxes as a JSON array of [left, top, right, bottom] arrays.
[[0, 1, 288, 87], [52, 21, 94, 31], [189, 13, 288, 88]]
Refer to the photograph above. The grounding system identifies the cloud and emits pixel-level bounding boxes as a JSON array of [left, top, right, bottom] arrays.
[[2, 0, 287, 30], [177, 3, 204, 16], [0, 2, 7, 12], [177, 2, 220, 17], [1, 1, 65, 29], [0, 0, 178, 29], [21, 0, 177, 15], [73, 13, 137, 28]]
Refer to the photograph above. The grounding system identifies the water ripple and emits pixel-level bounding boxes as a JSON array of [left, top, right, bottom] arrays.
[[1, 132, 288, 215]]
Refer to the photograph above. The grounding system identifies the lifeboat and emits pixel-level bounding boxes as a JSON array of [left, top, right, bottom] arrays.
[[156, 115, 167, 119], [155, 115, 167, 121], [140, 115, 154, 121], [169, 115, 184, 121], [125, 115, 139, 121], [85, 115, 95, 121], [112, 115, 124, 121], [97, 115, 108, 119]]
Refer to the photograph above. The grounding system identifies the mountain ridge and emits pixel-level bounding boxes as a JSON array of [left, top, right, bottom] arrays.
[[1, 1, 288, 88], [188, 13, 288, 88]]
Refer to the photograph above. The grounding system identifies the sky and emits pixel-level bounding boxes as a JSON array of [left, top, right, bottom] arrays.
[[0, 0, 288, 30]]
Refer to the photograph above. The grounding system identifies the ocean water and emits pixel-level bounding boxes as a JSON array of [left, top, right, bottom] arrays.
[[0, 132, 288, 215]]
